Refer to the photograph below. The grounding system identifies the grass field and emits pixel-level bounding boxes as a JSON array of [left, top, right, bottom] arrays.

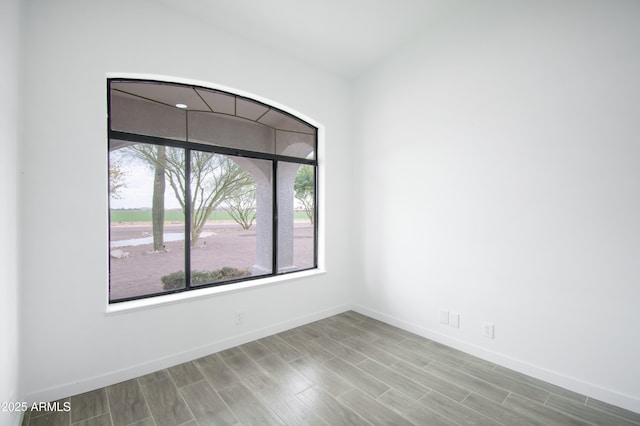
[[110, 209, 310, 223]]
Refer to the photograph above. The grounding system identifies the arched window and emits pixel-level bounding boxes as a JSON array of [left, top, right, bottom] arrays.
[[108, 79, 317, 303]]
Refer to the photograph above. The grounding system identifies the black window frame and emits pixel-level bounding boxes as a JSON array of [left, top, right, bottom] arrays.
[[108, 78, 319, 303]]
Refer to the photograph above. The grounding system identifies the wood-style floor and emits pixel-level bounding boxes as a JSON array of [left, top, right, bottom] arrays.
[[22, 311, 640, 426]]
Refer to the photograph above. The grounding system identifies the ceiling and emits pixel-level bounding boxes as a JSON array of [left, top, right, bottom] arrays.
[[156, 0, 465, 78]]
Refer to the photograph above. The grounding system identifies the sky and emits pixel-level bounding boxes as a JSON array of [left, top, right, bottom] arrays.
[[110, 151, 182, 210]]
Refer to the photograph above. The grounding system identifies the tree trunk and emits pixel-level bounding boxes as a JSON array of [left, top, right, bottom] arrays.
[[152, 145, 166, 251], [191, 203, 217, 247]]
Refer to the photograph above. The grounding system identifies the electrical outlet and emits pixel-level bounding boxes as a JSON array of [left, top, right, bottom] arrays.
[[234, 311, 245, 325], [450, 312, 460, 328], [439, 310, 449, 325], [483, 322, 494, 339]]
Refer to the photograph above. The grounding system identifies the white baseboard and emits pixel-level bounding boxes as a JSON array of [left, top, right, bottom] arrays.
[[23, 303, 639, 414], [351, 304, 640, 414], [23, 304, 350, 405]]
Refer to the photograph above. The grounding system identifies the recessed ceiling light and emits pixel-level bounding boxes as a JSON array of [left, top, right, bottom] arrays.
[[176, 103, 188, 109]]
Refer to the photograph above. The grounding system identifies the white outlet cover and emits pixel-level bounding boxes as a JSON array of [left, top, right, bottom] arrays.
[[483, 322, 494, 339], [450, 312, 460, 328], [439, 310, 449, 324]]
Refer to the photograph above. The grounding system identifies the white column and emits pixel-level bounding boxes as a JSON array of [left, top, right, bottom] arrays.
[[234, 131, 314, 275], [276, 162, 300, 272], [232, 157, 274, 275]]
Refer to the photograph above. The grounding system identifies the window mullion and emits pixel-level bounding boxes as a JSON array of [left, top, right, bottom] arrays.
[[313, 165, 318, 268], [185, 148, 192, 289], [108, 130, 317, 166], [272, 160, 278, 274]]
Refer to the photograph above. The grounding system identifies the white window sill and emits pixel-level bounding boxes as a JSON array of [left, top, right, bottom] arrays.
[[105, 268, 326, 315]]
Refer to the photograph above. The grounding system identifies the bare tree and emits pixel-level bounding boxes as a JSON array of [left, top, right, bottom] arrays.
[[224, 184, 256, 230], [151, 145, 166, 251], [126, 145, 252, 247], [109, 158, 127, 199]]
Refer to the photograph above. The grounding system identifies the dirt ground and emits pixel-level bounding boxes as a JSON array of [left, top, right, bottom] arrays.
[[109, 221, 314, 301]]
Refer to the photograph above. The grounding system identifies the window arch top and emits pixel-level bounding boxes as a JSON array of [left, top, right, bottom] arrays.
[[109, 79, 317, 160]]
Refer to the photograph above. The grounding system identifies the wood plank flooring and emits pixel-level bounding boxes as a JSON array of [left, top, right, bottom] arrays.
[[22, 311, 640, 426]]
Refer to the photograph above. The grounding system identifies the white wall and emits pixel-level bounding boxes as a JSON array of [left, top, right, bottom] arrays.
[[20, 0, 640, 415], [354, 0, 640, 412], [20, 0, 354, 402], [0, 0, 21, 424]]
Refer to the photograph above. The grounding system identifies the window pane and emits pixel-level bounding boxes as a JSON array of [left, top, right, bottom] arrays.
[[275, 130, 316, 160], [109, 144, 186, 301], [188, 112, 275, 154], [110, 91, 187, 141], [259, 109, 314, 133], [189, 152, 273, 286], [278, 162, 316, 273], [189, 111, 316, 159]]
